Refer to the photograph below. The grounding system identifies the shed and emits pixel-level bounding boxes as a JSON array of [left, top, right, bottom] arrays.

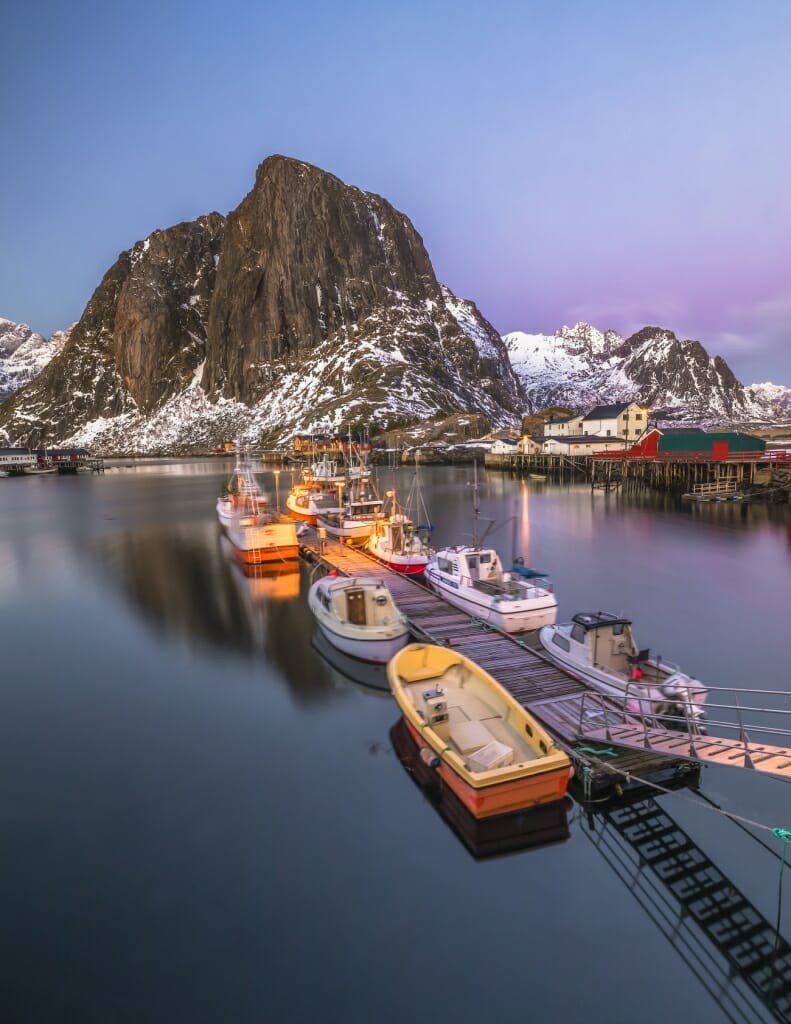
[[657, 432, 765, 456]]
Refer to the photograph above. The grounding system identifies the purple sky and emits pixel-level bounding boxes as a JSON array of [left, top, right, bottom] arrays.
[[2, 0, 790, 384]]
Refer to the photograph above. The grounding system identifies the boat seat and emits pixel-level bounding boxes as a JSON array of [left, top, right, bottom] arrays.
[[468, 739, 515, 772], [449, 719, 496, 755]]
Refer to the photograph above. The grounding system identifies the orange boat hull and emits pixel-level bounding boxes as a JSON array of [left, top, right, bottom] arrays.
[[230, 544, 300, 567], [405, 720, 570, 819]]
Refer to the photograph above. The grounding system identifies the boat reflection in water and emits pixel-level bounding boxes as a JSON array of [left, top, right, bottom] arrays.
[[219, 534, 300, 601], [390, 718, 572, 859], [310, 629, 391, 694]]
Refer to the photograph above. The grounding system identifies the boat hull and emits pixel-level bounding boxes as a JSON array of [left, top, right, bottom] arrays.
[[315, 620, 408, 664], [367, 548, 428, 575], [424, 569, 557, 632], [226, 519, 300, 567], [404, 720, 569, 818]]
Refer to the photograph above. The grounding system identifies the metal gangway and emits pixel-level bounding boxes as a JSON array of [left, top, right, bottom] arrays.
[[582, 794, 791, 1023], [575, 684, 791, 782]]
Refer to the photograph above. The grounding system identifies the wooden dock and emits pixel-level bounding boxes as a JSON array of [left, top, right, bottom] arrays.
[[300, 535, 698, 795]]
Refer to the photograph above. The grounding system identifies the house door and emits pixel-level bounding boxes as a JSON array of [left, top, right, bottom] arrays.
[[346, 589, 367, 625]]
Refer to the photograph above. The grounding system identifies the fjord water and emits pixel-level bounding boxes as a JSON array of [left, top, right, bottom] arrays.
[[1, 461, 790, 1023]]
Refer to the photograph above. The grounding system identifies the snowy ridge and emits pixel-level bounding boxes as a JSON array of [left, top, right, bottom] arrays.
[[0, 320, 71, 401], [505, 322, 791, 425]]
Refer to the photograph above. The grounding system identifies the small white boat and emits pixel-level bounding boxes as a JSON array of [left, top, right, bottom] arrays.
[[424, 547, 557, 632], [308, 575, 410, 663], [0, 470, 8, 478], [539, 612, 707, 726]]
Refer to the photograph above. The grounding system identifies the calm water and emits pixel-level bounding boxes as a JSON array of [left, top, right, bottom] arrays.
[[1, 461, 790, 1023]]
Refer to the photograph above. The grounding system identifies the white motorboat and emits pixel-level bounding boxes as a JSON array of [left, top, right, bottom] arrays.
[[308, 575, 410, 664], [423, 463, 557, 632], [539, 612, 707, 726], [424, 546, 557, 632]]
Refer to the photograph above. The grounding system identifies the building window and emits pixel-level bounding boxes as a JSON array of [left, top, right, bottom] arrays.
[[606, 430, 611, 436], [636, 413, 643, 420]]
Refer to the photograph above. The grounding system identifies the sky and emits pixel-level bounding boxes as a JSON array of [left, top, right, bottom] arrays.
[[2, 0, 790, 385]]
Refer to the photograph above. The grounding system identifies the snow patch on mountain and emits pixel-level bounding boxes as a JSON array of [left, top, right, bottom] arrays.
[[505, 322, 791, 425], [0, 319, 72, 400]]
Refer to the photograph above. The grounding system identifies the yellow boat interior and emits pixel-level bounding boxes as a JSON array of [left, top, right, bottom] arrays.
[[390, 644, 567, 780]]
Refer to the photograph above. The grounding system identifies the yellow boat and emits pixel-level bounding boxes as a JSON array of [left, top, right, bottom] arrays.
[[387, 644, 571, 818]]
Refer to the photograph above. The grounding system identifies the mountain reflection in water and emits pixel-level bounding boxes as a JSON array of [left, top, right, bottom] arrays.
[[89, 522, 348, 702]]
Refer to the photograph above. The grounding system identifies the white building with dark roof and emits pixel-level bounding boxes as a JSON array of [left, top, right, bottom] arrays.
[[581, 402, 648, 442]]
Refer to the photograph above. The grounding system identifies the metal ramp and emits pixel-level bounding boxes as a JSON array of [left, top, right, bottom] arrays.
[[577, 688, 791, 783], [584, 796, 791, 1023]]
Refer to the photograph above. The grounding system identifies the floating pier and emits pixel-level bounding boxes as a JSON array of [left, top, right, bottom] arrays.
[[300, 535, 701, 796]]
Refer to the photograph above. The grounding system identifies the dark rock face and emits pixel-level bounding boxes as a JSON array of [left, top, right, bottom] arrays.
[[204, 156, 437, 399], [0, 156, 522, 449]]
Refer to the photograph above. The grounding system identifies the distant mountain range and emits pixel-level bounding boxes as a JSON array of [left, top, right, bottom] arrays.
[[0, 319, 72, 403], [1, 156, 789, 453], [504, 323, 791, 427]]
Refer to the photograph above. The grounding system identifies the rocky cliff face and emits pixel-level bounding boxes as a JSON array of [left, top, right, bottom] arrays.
[[504, 323, 789, 425], [0, 156, 523, 451]]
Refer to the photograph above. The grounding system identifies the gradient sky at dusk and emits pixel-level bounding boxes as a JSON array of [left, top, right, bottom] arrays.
[[2, 0, 790, 383]]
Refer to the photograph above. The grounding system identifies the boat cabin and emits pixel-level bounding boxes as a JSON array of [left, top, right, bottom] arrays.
[[315, 578, 400, 628], [550, 612, 644, 676]]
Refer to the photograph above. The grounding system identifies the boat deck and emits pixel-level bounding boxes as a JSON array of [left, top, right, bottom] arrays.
[[300, 534, 694, 794]]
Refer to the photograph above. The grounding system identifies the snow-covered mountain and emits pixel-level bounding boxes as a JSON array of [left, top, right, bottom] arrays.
[[0, 156, 524, 453], [504, 323, 791, 425], [0, 319, 71, 401]]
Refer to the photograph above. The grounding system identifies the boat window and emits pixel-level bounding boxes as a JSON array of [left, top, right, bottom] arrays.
[[480, 553, 491, 564], [570, 624, 586, 644], [612, 623, 623, 636], [552, 634, 570, 651], [437, 557, 454, 574], [468, 557, 477, 569]]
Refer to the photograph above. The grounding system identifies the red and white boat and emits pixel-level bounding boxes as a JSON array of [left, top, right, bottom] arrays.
[[367, 511, 432, 574], [366, 475, 433, 574]]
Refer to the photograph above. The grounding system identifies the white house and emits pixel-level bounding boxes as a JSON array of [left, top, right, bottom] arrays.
[[581, 402, 648, 442], [542, 436, 631, 456], [0, 448, 37, 472], [543, 414, 584, 437]]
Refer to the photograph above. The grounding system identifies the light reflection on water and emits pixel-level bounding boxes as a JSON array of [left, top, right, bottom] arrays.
[[0, 462, 790, 1022]]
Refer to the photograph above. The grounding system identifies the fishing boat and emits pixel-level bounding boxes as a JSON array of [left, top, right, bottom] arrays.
[[285, 483, 342, 525], [218, 448, 299, 568], [307, 575, 409, 664], [366, 476, 433, 574], [539, 612, 707, 726], [225, 505, 300, 569], [216, 445, 268, 527], [387, 643, 571, 818], [315, 475, 383, 544]]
